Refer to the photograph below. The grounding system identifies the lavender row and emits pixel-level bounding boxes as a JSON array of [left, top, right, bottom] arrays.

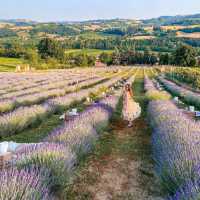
[[0, 70, 99, 99], [159, 77, 200, 108], [0, 75, 85, 100], [0, 67, 106, 98], [0, 67, 123, 92], [11, 90, 123, 196], [49, 72, 130, 107], [0, 72, 135, 198], [144, 75, 171, 101], [0, 72, 132, 137], [144, 76, 200, 198], [0, 68, 107, 94], [0, 75, 106, 114], [148, 100, 200, 198], [0, 71, 71, 92], [45, 74, 136, 149], [0, 103, 54, 137], [0, 69, 124, 113], [144, 75, 157, 92], [0, 168, 51, 199]]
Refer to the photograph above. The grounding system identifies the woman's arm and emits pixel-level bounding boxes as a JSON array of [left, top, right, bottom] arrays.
[[129, 89, 134, 97]]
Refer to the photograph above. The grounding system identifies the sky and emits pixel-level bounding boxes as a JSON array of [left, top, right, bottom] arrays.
[[1, 0, 200, 22]]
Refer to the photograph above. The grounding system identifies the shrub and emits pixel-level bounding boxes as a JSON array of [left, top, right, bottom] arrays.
[[16, 143, 76, 189], [0, 168, 50, 200], [145, 90, 171, 101]]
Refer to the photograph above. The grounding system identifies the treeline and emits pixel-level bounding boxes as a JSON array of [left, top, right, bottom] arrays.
[[0, 42, 28, 58], [0, 37, 198, 69], [159, 45, 197, 67], [0, 38, 97, 68], [99, 49, 158, 66], [99, 44, 198, 67], [0, 28, 17, 38], [102, 26, 145, 36], [30, 24, 80, 36], [62, 37, 177, 52]]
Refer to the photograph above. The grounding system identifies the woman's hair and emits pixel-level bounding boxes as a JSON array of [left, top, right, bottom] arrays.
[[125, 84, 131, 92], [125, 83, 133, 96]]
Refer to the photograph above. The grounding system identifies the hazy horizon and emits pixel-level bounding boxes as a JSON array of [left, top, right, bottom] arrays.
[[0, 0, 200, 22]]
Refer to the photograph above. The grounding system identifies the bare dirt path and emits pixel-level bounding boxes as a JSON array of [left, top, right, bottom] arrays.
[[63, 75, 163, 200]]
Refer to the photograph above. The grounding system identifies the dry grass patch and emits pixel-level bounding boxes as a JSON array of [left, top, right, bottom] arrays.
[[176, 31, 200, 39]]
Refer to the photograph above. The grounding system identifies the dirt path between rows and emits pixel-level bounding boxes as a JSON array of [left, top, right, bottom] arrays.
[[64, 77, 164, 200]]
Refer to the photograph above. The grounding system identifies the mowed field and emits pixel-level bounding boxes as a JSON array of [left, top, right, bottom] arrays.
[[0, 57, 24, 71], [65, 48, 113, 56], [1, 66, 200, 199], [176, 31, 200, 39], [0, 49, 113, 72]]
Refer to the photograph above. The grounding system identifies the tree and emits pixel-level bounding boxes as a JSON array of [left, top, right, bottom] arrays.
[[112, 48, 121, 65], [87, 55, 96, 66], [159, 53, 170, 65], [38, 38, 64, 61], [25, 49, 39, 68], [46, 57, 59, 69], [69, 53, 96, 67], [173, 45, 197, 67], [99, 52, 112, 65], [74, 53, 88, 66], [149, 54, 158, 65]]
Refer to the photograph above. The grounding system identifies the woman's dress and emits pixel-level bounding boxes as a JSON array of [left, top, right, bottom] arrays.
[[122, 91, 141, 122]]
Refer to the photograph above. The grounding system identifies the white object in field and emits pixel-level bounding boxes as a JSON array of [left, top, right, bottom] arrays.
[[0, 142, 23, 155], [102, 92, 106, 96], [59, 114, 65, 120], [7, 142, 21, 152], [0, 142, 8, 155], [195, 111, 200, 117], [86, 97, 91, 102], [72, 108, 77, 114], [68, 112, 78, 116], [174, 97, 179, 102], [60, 108, 78, 120], [189, 106, 195, 112], [68, 108, 78, 116]]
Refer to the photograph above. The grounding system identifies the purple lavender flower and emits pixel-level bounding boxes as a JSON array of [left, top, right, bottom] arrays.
[[15, 143, 76, 188], [0, 168, 51, 200], [148, 100, 200, 194]]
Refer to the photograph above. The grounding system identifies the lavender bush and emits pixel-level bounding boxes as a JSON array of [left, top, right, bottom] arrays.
[[15, 143, 76, 188], [0, 68, 135, 198], [45, 95, 119, 154], [148, 100, 200, 195], [0, 76, 106, 113], [0, 104, 54, 137], [159, 77, 200, 108], [0, 168, 51, 200], [144, 76, 170, 100], [14, 94, 122, 191], [168, 180, 200, 200], [0, 72, 129, 137]]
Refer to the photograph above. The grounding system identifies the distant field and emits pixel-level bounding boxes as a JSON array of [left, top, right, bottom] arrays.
[[130, 35, 156, 40], [161, 24, 200, 31], [0, 57, 24, 72], [65, 49, 113, 56], [176, 31, 200, 39], [78, 32, 116, 39]]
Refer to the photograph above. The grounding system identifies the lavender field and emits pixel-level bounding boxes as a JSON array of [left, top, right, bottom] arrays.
[[0, 67, 138, 199], [1, 67, 200, 200]]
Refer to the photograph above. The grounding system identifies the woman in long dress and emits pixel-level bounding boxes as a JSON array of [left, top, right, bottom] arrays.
[[122, 83, 141, 127]]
